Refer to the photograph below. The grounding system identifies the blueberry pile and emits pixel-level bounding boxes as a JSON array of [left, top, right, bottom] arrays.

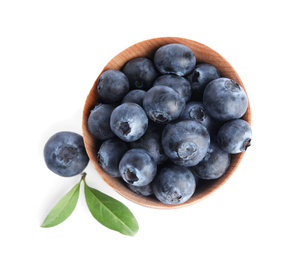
[[88, 43, 252, 205]]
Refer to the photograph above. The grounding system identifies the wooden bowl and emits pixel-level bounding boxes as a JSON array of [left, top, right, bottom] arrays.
[[82, 37, 251, 209]]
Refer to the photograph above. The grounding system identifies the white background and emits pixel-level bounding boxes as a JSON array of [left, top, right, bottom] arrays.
[[1, 0, 292, 259]]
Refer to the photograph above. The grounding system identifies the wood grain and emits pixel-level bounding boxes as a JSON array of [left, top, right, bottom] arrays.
[[82, 37, 251, 209]]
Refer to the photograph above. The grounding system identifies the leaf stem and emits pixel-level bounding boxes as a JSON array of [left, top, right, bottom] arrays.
[[80, 172, 87, 183]]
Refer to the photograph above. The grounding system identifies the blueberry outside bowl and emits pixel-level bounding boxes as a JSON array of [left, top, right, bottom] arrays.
[[82, 37, 251, 209]]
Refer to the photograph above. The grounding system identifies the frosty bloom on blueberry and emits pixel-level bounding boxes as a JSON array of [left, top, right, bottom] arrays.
[[154, 43, 196, 76], [162, 120, 210, 167], [122, 89, 146, 107], [203, 78, 248, 121], [97, 138, 129, 177], [190, 142, 231, 180], [130, 122, 168, 164], [180, 101, 220, 138], [122, 57, 159, 90], [119, 149, 157, 187], [217, 119, 252, 154], [187, 63, 220, 100], [110, 102, 148, 142], [152, 165, 196, 205], [97, 69, 129, 103], [44, 131, 89, 177], [143, 85, 186, 124], [153, 74, 192, 102], [87, 104, 115, 140]]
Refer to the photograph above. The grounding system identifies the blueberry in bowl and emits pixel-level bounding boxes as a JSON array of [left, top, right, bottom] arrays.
[[97, 138, 129, 177], [154, 43, 196, 76], [96, 69, 129, 103], [143, 85, 186, 124], [122, 57, 159, 90], [82, 37, 251, 209], [153, 74, 192, 102], [152, 165, 196, 205], [110, 102, 148, 142], [87, 104, 116, 140], [119, 148, 157, 187], [161, 119, 210, 167], [203, 78, 248, 121]]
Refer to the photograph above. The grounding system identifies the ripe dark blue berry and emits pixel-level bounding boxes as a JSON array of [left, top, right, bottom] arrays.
[[127, 183, 153, 196], [187, 63, 220, 100], [217, 119, 252, 154], [122, 89, 146, 107], [162, 120, 210, 167], [154, 43, 196, 76], [153, 74, 192, 102], [191, 142, 230, 180], [119, 149, 157, 187], [110, 103, 148, 142], [180, 101, 221, 138], [87, 104, 115, 140], [143, 85, 186, 124], [122, 57, 159, 90], [152, 165, 196, 205], [130, 122, 168, 164], [97, 69, 129, 103], [44, 131, 89, 177], [203, 78, 248, 121], [97, 138, 129, 177]]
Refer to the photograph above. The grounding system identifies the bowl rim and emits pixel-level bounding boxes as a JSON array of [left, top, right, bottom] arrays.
[[82, 36, 251, 209]]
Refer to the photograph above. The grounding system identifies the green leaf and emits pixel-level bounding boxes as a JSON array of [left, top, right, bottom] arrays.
[[41, 182, 81, 228], [84, 181, 139, 236]]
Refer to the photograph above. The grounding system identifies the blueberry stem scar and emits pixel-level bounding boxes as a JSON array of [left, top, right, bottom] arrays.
[[150, 111, 170, 124], [57, 145, 78, 164], [225, 79, 241, 92], [118, 122, 131, 135], [243, 139, 251, 151], [191, 71, 200, 83], [177, 142, 197, 159], [190, 107, 205, 122], [125, 168, 139, 184], [97, 153, 104, 165], [167, 191, 182, 203]]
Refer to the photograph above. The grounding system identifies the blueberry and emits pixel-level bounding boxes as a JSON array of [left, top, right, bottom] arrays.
[[122, 57, 159, 90], [152, 165, 196, 205], [190, 142, 231, 180], [110, 103, 148, 142], [162, 119, 210, 167], [122, 89, 146, 107], [153, 74, 192, 102], [180, 101, 220, 138], [203, 78, 248, 121], [87, 104, 115, 140], [130, 122, 168, 164], [217, 119, 252, 154], [97, 138, 129, 177], [187, 167, 200, 185], [143, 85, 186, 124], [119, 148, 157, 187], [187, 63, 220, 100], [97, 70, 129, 103], [154, 43, 196, 76], [127, 183, 153, 196], [44, 131, 89, 177]]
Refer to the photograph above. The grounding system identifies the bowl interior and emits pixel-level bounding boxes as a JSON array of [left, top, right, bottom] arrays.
[[82, 37, 251, 209]]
